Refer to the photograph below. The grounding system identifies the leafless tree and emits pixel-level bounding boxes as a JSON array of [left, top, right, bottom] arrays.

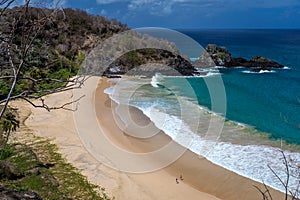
[[254, 150, 300, 200], [0, 0, 87, 154]]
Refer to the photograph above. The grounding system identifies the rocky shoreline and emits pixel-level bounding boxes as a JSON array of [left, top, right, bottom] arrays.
[[103, 44, 285, 77], [105, 48, 198, 77]]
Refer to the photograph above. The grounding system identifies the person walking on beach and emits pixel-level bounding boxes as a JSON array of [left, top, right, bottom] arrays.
[[175, 178, 179, 184]]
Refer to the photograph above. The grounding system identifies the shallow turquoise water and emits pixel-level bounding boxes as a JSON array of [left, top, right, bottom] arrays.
[[105, 29, 300, 192], [181, 29, 300, 144]]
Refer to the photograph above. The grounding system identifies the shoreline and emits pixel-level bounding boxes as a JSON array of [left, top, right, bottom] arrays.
[[16, 76, 286, 199], [95, 77, 285, 199], [20, 76, 217, 199], [95, 77, 220, 199]]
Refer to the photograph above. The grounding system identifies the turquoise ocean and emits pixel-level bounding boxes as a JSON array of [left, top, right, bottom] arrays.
[[105, 29, 300, 192]]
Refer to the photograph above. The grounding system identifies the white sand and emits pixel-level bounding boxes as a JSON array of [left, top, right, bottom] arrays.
[[11, 76, 284, 199]]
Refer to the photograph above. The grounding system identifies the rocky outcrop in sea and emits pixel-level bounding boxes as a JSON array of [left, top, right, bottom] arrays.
[[194, 44, 284, 72]]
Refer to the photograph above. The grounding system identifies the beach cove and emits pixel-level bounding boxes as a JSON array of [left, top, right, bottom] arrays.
[[13, 76, 285, 199]]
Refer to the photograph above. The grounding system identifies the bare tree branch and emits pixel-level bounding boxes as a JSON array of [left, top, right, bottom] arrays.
[[0, 0, 15, 15], [0, 76, 88, 104], [255, 149, 300, 200], [0, 1, 89, 151], [0, 43, 21, 122], [21, 94, 85, 112]]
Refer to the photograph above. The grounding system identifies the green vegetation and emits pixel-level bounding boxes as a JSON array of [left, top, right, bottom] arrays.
[[217, 52, 226, 62], [0, 7, 128, 101], [0, 109, 19, 159], [0, 4, 127, 198], [106, 48, 194, 76], [1, 135, 110, 200]]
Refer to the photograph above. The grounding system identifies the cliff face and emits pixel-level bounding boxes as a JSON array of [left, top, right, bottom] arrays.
[[83, 28, 200, 77], [104, 48, 197, 77]]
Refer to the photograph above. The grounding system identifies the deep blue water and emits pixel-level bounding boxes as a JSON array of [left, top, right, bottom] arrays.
[[179, 29, 300, 144]]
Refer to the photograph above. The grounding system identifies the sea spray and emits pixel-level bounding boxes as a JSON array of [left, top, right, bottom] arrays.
[[150, 73, 162, 88]]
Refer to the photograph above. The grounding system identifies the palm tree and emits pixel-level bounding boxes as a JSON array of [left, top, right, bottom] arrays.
[[0, 111, 19, 159]]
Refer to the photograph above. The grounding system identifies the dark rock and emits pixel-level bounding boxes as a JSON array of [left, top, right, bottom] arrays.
[[39, 171, 59, 187], [205, 44, 233, 66], [27, 168, 41, 176], [0, 161, 24, 180], [36, 163, 55, 169], [193, 51, 216, 68], [104, 75, 122, 78], [194, 44, 284, 70], [0, 186, 43, 200], [228, 57, 248, 67], [248, 56, 284, 68], [105, 48, 199, 77]]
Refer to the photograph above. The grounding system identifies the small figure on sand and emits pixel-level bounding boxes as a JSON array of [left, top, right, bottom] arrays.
[[175, 178, 179, 184], [180, 175, 184, 181]]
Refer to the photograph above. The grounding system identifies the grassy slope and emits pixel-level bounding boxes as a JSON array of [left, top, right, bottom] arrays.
[[0, 107, 111, 200]]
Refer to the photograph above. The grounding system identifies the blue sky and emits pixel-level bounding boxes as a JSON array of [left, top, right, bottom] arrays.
[[51, 0, 300, 28]]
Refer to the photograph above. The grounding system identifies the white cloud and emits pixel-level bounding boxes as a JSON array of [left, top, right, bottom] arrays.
[[96, 0, 129, 4], [126, 0, 220, 15], [128, 0, 179, 15], [96, 0, 300, 17], [210, 0, 300, 9], [100, 9, 107, 15], [94, 0, 218, 16]]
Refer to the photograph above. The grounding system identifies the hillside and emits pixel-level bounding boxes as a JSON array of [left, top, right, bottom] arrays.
[[0, 7, 128, 100], [0, 6, 199, 102]]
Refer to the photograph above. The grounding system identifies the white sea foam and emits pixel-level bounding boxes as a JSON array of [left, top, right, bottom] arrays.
[[141, 106, 197, 146], [136, 98, 300, 192], [242, 70, 276, 74], [104, 77, 300, 193], [190, 57, 199, 62], [214, 66, 226, 69], [201, 68, 220, 73], [234, 66, 246, 69], [205, 142, 300, 192], [283, 66, 291, 69], [195, 68, 222, 77], [150, 73, 162, 88], [205, 72, 222, 77]]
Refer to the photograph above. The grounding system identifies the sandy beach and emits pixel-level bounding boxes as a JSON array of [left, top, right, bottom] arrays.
[[15, 76, 285, 199]]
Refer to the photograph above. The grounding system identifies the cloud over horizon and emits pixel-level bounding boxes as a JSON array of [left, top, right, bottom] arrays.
[[43, 0, 300, 28], [96, 0, 300, 14]]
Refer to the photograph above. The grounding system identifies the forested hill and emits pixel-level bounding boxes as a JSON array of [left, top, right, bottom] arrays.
[[0, 7, 128, 100], [0, 6, 131, 199], [1, 7, 128, 53]]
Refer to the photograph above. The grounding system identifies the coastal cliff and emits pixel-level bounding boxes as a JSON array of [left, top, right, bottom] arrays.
[[105, 48, 197, 76]]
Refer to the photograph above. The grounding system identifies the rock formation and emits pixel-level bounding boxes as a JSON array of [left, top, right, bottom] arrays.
[[104, 48, 199, 77], [194, 44, 284, 72]]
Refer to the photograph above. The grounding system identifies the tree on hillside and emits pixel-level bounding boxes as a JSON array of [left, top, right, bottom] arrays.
[[0, 0, 87, 154], [0, 110, 19, 159]]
